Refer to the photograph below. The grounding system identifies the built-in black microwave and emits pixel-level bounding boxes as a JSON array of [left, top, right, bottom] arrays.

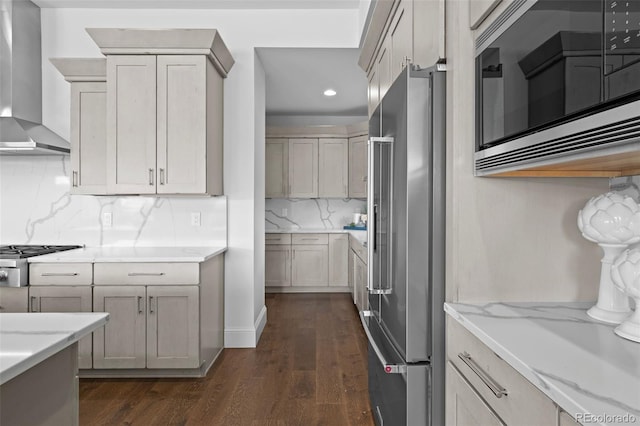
[[474, 0, 640, 176]]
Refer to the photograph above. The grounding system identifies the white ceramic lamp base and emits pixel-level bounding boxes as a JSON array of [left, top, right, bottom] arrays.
[[614, 301, 640, 342], [587, 244, 632, 324]]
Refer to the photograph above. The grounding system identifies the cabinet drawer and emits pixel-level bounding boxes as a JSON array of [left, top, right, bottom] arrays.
[[29, 263, 93, 285], [265, 233, 291, 245], [291, 233, 328, 245], [447, 319, 557, 426], [94, 263, 199, 285]]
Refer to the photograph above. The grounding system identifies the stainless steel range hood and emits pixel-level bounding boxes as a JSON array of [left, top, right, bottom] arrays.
[[0, 0, 70, 155]]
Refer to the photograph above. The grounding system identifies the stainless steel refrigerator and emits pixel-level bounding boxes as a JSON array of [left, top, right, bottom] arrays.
[[360, 64, 446, 426]]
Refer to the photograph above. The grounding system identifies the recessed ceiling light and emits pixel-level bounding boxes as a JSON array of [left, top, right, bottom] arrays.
[[324, 89, 337, 97]]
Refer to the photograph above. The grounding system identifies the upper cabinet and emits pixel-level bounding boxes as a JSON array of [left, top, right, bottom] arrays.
[[51, 59, 108, 195], [53, 28, 234, 196], [266, 124, 368, 199], [359, 0, 445, 115], [469, 0, 502, 30]]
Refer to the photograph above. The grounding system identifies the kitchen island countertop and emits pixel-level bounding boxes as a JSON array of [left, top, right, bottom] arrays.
[[444, 302, 640, 426], [27, 246, 226, 263]]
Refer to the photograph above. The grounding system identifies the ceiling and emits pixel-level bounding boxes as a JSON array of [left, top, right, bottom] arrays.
[[32, 0, 361, 9], [257, 48, 368, 118]]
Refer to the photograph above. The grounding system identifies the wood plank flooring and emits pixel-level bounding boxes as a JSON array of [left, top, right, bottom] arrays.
[[79, 293, 375, 426]]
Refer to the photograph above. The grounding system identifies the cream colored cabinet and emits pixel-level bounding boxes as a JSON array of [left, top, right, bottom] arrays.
[[446, 320, 559, 426], [51, 58, 108, 195], [377, 38, 392, 102], [0, 288, 28, 312], [469, 0, 503, 29], [390, 0, 413, 79], [319, 138, 349, 198], [559, 411, 581, 426], [107, 54, 224, 195], [29, 286, 93, 369], [106, 55, 157, 195], [289, 138, 319, 198], [349, 135, 368, 198], [446, 362, 506, 426], [292, 245, 328, 286], [329, 234, 349, 286], [146, 285, 200, 369], [355, 255, 368, 312], [93, 285, 146, 369], [266, 138, 289, 198], [368, 66, 379, 116], [265, 245, 291, 287]]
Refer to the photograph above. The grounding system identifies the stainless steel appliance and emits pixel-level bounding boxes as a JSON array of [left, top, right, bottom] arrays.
[[474, 0, 640, 175], [0, 245, 82, 287], [361, 64, 446, 426]]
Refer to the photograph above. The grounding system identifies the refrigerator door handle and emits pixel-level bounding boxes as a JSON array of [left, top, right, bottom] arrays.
[[360, 310, 407, 374]]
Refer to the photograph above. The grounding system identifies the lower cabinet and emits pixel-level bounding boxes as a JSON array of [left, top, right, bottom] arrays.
[[446, 319, 565, 426], [265, 245, 291, 287], [0, 287, 28, 313], [291, 245, 328, 286], [93, 285, 200, 369], [29, 285, 93, 369], [328, 234, 349, 286], [354, 255, 368, 312]]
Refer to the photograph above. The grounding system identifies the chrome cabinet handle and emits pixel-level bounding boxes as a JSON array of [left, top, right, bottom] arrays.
[[30, 296, 39, 312], [359, 311, 406, 374], [128, 272, 165, 277], [137, 296, 143, 314], [149, 296, 155, 314], [159, 168, 165, 185], [41, 272, 78, 277], [149, 168, 154, 185], [72, 171, 78, 187], [458, 352, 508, 398]]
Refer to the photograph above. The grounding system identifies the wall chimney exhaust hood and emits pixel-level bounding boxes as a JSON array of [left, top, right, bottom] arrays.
[[0, 0, 70, 155]]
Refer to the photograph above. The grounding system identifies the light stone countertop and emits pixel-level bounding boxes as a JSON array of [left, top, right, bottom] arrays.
[[27, 246, 227, 263], [0, 313, 109, 384], [444, 302, 640, 426]]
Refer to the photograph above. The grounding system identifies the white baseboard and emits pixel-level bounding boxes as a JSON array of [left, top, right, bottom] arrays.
[[224, 305, 268, 348]]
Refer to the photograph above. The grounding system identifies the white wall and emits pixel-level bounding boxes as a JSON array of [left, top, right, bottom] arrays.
[[39, 6, 361, 347]]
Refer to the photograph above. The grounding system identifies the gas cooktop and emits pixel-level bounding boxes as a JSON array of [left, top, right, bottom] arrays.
[[0, 245, 83, 259]]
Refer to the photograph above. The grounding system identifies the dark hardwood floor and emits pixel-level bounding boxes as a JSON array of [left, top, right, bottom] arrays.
[[79, 293, 375, 425]]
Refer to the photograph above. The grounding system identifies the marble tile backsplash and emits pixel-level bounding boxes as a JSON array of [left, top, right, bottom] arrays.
[[610, 175, 640, 202], [265, 198, 367, 230], [0, 156, 227, 247]]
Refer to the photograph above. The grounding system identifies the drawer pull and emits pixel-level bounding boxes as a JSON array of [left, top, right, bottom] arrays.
[[458, 352, 508, 398], [41, 272, 78, 277], [149, 296, 155, 314], [137, 296, 143, 314], [127, 272, 165, 277], [301, 238, 319, 241]]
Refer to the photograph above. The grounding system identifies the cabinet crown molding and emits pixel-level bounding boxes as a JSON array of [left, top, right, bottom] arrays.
[[85, 28, 235, 77], [50, 58, 106, 82], [266, 122, 367, 139]]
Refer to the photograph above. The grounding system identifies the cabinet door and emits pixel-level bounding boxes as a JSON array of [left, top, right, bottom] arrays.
[[318, 139, 349, 198], [348, 248, 355, 301], [266, 138, 289, 198], [70, 82, 107, 195], [390, 0, 413, 80], [156, 55, 207, 194], [377, 38, 392, 101], [288, 138, 318, 198], [0, 287, 28, 313], [355, 256, 368, 312], [265, 245, 291, 287], [446, 362, 506, 426], [106, 55, 157, 194], [291, 245, 328, 286], [559, 411, 581, 426], [29, 286, 93, 369], [329, 234, 349, 286], [147, 286, 200, 369], [93, 286, 146, 369], [349, 135, 368, 198]]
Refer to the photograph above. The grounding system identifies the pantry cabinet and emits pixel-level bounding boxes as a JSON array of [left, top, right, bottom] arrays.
[[51, 58, 107, 195], [265, 138, 289, 198], [319, 138, 349, 198], [289, 138, 319, 198], [349, 135, 368, 198], [28, 286, 94, 369]]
